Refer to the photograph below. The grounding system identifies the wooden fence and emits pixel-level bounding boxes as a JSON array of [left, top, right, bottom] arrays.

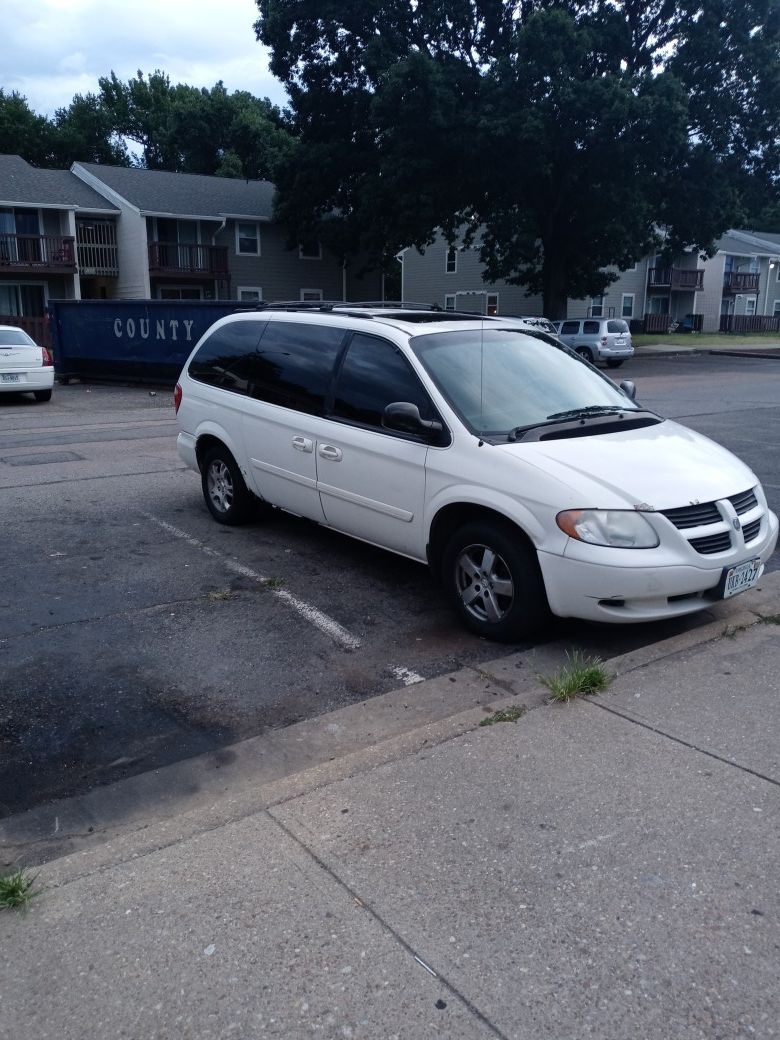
[[0, 314, 52, 348]]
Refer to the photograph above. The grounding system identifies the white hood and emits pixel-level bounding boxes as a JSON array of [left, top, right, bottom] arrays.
[[499, 420, 757, 510]]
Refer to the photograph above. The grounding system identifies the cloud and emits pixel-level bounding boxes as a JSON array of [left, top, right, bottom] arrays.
[[5, 0, 288, 115]]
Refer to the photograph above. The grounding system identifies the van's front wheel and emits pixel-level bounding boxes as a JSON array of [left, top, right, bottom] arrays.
[[442, 521, 549, 641]]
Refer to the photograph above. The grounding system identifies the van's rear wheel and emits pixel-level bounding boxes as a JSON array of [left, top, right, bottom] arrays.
[[575, 346, 594, 362], [201, 445, 255, 525], [442, 521, 549, 641]]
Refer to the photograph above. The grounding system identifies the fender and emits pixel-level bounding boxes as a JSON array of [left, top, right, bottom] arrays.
[[193, 419, 255, 488], [425, 483, 569, 556]]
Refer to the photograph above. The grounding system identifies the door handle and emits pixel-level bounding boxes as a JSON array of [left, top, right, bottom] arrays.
[[292, 436, 313, 453], [318, 444, 343, 462]]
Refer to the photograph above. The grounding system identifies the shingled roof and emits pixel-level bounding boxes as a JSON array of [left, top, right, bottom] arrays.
[[0, 155, 119, 212], [74, 162, 276, 220]]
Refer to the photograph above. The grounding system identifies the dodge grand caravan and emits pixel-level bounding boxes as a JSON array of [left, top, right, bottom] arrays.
[[174, 306, 777, 641]]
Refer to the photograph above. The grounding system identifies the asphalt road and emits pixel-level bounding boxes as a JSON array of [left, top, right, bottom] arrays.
[[1, 353, 778, 817]]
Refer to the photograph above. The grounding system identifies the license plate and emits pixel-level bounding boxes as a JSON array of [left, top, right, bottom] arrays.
[[614, 338, 625, 346], [1, 373, 20, 383], [721, 557, 761, 599]]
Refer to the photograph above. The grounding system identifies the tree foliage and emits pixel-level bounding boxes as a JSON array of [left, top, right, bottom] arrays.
[[255, 0, 780, 316], [0, 72, 294, 183], [97, 71, 293, 179]]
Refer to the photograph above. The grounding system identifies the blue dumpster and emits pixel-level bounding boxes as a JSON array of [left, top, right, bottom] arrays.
[[48, 299, 242, 384]]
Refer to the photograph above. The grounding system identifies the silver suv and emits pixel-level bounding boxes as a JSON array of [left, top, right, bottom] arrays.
[[553, 318, 633, 368]]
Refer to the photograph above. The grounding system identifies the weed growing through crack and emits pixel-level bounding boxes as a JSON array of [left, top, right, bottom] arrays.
[[541, 651, 610, 703], [761, 614, 780, 625], [265, 577, 285, 590], [479, 705, 527, 727], [207, 590, 234, 602], [0, 869, 39, 911]]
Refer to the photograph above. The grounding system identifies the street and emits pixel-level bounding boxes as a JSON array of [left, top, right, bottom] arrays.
[[1, 353, 779, 817]]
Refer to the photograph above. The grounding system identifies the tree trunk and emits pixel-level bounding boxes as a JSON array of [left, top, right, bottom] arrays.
[[542, 252, 568, 321]]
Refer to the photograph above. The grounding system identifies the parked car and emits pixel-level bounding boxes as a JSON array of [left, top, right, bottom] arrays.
[[0, 326, 54, 402], [553, 317, 634, 367], [174, 306, 777, 641]]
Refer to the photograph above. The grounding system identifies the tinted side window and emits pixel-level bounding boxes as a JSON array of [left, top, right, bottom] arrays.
[[251, 322, 345, 414], [607, 320, 629, 333], [188, 320, 266, 395], [333, 334, 435, 430], [583, 320, 600, 334], [560, 321, 579, 335]]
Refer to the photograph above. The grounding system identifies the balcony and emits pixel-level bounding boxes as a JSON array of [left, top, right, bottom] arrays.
[[76, 220, 118, 277], [148, 241, 229, 279], [648, 266, 704, 291], [722, 272, 760, 294], [0, 234, 76, 273]]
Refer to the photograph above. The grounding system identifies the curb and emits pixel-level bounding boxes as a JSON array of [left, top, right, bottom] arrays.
[[4, 572, 779, 879]]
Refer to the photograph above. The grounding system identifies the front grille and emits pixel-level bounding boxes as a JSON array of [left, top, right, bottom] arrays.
[[743, 518, 761, 542], [661, 502, 721, 529], [689, 532, 732, 554], [730, 489, 758, 514]]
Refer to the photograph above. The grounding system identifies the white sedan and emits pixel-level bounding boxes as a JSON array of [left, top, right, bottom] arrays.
[[0, 325, 54, 402]]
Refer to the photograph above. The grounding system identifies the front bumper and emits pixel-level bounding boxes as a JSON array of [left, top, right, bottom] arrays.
[[538, 510, 778, 623]]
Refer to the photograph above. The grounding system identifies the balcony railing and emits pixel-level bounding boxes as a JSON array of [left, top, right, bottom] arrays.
[[723, 272, 760, 294], [148, 241, 229, 277], [648, 267, 704, 290], [0, 234, 76, 271], [76, 220, 118, 277]]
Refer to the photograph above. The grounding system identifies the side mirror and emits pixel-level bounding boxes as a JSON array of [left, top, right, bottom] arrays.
[[619, 380, 637, 401], [383, 401, 443, 435]]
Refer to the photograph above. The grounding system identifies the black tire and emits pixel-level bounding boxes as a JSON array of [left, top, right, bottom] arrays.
[[575, 346, 594, 363], [442, 520, 549, 641], [34, 389, 52, 402], [606, 359, 624, 369], [201, 445, 255, 525]]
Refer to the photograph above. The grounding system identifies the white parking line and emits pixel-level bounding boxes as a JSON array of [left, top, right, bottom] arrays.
[[391, 666, 425, 686], [141, 512, 361, 652]]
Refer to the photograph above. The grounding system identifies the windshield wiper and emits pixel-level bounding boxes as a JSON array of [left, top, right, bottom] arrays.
[[545, 405, 627, 421]]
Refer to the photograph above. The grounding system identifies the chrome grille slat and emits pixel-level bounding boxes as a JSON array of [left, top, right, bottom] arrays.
[[661, 503, 721, 529], [730, 489, 758, 514], [689, 532, 732, 554], [743, 519, 761, 542]]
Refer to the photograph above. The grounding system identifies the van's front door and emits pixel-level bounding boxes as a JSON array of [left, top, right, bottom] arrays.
[[316, 333, 438, 559]]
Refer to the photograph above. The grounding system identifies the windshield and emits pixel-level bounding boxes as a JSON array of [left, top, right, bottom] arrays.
[[410, 328, 639, 438], [0, 329, 36, 347]]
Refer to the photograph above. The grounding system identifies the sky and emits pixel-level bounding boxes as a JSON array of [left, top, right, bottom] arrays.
[[5, 0, 288, 117]]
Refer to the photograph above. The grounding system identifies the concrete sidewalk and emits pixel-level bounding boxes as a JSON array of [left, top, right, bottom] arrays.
[[2, 575, 779, 1040], [635, 337, 780, 358]]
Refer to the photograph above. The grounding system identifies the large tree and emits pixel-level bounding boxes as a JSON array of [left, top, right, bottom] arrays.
[[97, 70, 294, 179], [255, 0, 780, 316]]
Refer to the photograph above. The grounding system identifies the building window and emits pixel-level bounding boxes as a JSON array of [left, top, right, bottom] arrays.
[[745, 297, 757, 315], [486, 293, 498, 316], [235, 222, 260, 256], [590, 295, 604, 317], [621, 293, 634, 318], [300, 288, 323, 301], [238, 287, 263, 303], [299, 240, 322, 260], [444, 294, 456, 311], [773, 300, 780, 315], [445, 247, 457, 274]]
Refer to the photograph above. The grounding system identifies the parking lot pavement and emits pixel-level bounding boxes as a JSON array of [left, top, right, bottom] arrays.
[[2, 576, 778, 1040]]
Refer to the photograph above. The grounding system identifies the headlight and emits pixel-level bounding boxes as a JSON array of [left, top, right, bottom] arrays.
[[557, 509, 659, 548]]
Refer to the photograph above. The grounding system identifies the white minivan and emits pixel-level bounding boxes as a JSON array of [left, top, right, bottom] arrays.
[[174, 307, 777, 641]]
